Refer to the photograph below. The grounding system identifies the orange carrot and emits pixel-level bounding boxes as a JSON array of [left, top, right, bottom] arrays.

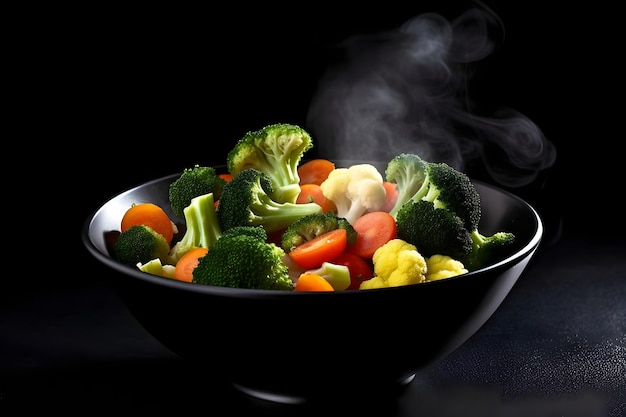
[[214, 174, 233, 210], [294, 273, 335, 292], [346, 211, 397, 259], [121, 203, 175, 244], [219, 173, 234, 182], [296, 183, 337, 213], [174, 247, 209, 282], [380, 181, 399, 213], [288, 228, 348, 269], [298, 159, 335, 186]]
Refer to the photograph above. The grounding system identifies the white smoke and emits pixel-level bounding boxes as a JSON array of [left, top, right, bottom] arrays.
[[306, 7, 556, 187]]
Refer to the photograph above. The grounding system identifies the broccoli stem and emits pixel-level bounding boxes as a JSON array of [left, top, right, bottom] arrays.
[[169, 193, 222, 262]]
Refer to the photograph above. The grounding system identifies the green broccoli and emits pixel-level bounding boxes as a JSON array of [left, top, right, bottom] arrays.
[[221, 224, 268, 241], [412, 162, 482, 230], [168, 165, 227, 219], [384, 153, 428, 219], [463, 230, 517, 271], [281, 212, 357, 253], [394, 160, 515, 270], [113, 225, 174, 267], [227, 123, 313, 204], [216, 168, 322, 234], [191, 226, 294, 291], [169, 192, 222, 263], [395, 199, 473, 260]]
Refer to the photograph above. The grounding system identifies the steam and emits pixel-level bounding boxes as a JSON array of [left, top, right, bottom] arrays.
[[306, 7, 556, 187]]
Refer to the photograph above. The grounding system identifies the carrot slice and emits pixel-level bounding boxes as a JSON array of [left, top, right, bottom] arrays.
[[294, 273, 335, 292], [121, 203, 175, 244], [219, 173, 234, 182], [288, 228, 347, 269], [346, 211, 397, 259], [214, 174, 234, 210], [296, 183, 337, 213], [174, 247, 209, 282], [298, 159, 335, 186]]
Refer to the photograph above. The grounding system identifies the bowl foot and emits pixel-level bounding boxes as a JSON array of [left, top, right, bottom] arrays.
[[232, 372, 416, 405]]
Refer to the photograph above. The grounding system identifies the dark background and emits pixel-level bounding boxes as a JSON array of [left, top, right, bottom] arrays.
[[4, 1, 624, 415], [63, 1, 618, 288]]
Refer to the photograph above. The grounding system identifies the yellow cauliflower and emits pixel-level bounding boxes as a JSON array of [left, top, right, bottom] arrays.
[[359, 239, 427, 289], [425, 254, 468, 281]]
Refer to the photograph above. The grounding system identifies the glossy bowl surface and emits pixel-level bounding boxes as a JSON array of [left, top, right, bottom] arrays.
[[82, 161, 543, 404]]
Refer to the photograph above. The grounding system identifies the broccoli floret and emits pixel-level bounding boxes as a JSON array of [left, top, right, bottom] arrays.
[[113, 225, 174, 267], [384, 153, 428, 219], [216, 168, 322, 234], [394, 160, 515, 269], [411, 162, 482, 231], [169, 165, 227, 219], [221, 225, 268, 241], [227, 123, 313, 204], [281, 212, 357, 253], [462, 230, 516, 271], [191, 229, 294, 291], [169, 193, 222, 263], [396, 199, 473, 259]]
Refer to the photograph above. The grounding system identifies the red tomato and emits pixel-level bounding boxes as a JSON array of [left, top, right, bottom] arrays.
[[346, 211, 397, 259], [288, 228, 348, 269], [331, 251, 374, 290], [380, 181, 399, 213]]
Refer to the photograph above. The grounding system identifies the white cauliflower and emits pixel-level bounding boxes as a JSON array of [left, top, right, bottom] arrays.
[[319, 163, 387, 224]]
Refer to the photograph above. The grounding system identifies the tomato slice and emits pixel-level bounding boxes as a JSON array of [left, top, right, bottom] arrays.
[[288, 228, 347, 269], [380, 181, 399, 213], [346, 211, 397, 259]]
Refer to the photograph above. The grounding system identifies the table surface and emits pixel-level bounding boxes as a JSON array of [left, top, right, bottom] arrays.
[[2, 233, 624, 417]]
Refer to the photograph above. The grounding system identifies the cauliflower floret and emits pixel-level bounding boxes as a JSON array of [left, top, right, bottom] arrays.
[[425, 254, 468, 281], [320, 164, 387, 225], [360, 239, 427, 289]]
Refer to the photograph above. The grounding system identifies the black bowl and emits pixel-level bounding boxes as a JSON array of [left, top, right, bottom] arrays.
[[82, 161, 543, 404]]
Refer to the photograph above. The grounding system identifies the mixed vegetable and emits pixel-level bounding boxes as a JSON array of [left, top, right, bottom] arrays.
[[112, 123, 516, 291]]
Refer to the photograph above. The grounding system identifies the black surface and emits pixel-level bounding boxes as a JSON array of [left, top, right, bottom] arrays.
[[2, 237, 625, 416], [5, 1, 624, 416]]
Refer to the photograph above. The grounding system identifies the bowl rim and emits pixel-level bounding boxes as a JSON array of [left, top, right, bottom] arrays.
[[82, 171, 543, 298]]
